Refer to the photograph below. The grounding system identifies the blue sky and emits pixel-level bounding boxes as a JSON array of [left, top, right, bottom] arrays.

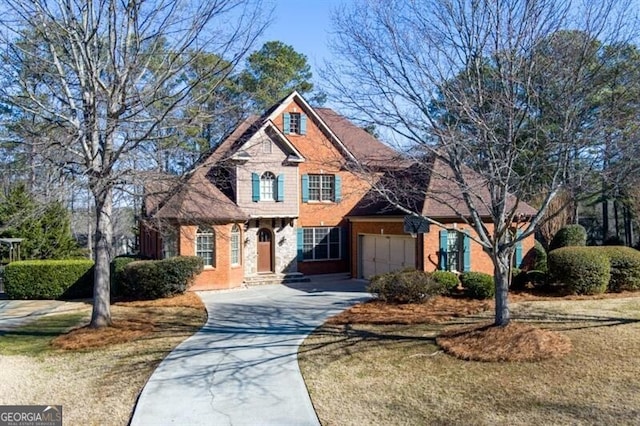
[[258, 0, 346, 90]]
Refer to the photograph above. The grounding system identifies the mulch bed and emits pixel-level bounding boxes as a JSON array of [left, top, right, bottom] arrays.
[[326, 296, 493, 325], [436, 322, 573, 362], [52, 293, 206, 350]]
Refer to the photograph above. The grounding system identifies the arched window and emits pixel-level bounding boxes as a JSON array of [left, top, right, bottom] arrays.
[[196, 226, 215, 267], [230, 224, 241, 266], [260, 171, 277, 201]]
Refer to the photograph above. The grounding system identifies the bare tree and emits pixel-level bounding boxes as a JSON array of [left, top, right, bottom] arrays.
[[0, 0, 267, 327], [325, 0, 637, 325]]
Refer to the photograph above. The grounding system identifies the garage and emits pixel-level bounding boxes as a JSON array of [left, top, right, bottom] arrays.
[[359, 234, 416, 279]]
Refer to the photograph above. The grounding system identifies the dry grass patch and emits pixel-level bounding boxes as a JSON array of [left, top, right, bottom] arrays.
[[328, 296, 492, 325], [300, 296, 640, 425], [436, 322, 572, 362], [1, 293, 207, 425]]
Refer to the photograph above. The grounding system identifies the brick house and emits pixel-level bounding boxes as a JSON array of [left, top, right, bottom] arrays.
[[140, 91, 536, 290]]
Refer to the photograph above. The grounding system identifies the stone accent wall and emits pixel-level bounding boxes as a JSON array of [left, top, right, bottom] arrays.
[[244, 219, 298, 276]]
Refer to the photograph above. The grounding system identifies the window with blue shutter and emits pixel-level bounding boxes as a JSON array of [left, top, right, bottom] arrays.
[[297, 228, 304, 261], [439, 230, 448, 270], [334, 175, 342, 202], [301, 174, 309, 202], [276, 174, 284, 202], [514, 230, 523, 268], [283, 113, 291, 134], [463, 231, 471, 272], [300, 114, 307, 135], [251, 173, 260, 202]]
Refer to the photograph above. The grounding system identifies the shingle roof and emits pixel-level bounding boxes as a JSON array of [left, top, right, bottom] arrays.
[[315, 108, 407, 167], [349, 154, 537, 219]]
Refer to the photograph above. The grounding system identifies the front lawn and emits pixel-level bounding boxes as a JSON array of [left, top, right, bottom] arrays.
[[0, 293, 206, 425], [299, 297, 640, 425]]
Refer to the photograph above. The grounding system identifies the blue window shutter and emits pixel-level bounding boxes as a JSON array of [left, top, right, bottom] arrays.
[[463, 231, 471, 272], [334, 175, 342, 202], [283, 113, 291, 134], [514, 230, 523, 268], [251, 173, 260, 202], [439, 230, 448, 270], [297, 228, 304, 261], [341, 226, 348, 260], [301, 174, 309, 203], [300, 114, 308, 135], [276, 174, 284, 202]]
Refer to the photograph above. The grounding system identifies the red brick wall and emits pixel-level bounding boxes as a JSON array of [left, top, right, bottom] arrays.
[[139, 222, 161, 259], [178, 223, 245, 291], [351, 220, 536, 277], [276, 100, 373, 274]]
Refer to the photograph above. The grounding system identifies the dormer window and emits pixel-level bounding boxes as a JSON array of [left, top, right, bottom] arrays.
[[283, 112, 307, 135]]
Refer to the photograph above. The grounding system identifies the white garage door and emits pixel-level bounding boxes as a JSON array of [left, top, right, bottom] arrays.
[[360, 235, 416, 279]]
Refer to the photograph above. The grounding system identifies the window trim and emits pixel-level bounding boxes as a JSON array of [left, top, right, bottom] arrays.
[[307, 174, 335, 202], [302, 227, 341, 262], [260, 171, 277, 201], [195, 226, 215, 268], [230, 224, 241, 267]]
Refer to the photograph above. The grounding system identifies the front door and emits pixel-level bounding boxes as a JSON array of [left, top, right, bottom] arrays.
[[257, 228, 273, 273]]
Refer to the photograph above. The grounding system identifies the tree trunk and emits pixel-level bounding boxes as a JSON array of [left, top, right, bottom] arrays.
[[602, 199, 609, 242], [90, 182, 113, 328], [493, 250, 511, 327]]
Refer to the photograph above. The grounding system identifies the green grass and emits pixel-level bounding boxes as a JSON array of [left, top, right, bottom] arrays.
[[0, 312, 88, 355]]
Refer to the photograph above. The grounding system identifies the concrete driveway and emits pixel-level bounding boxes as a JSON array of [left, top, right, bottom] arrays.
[[130, 278, 369, 426]]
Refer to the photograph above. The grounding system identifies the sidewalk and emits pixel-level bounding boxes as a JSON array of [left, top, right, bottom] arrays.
[[0, 300, 90, 330]]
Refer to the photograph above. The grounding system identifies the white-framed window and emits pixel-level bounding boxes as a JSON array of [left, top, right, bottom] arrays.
[[303, 227, 341, 261], [162, 229, 177, 259], [446, 230, 462, 272], [308, 174, 334, 202], [196, 226, 215, 267], [289, 112, 301, 134], [230, 224, 241, 266], [260, 171, 277, 201]]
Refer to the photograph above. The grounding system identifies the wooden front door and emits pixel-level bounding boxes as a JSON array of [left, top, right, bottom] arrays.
[[257, 229, 273, 273]]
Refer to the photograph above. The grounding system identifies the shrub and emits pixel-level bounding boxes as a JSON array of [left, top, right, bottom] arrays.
[[431, 270, 459, 294], [548, 247, 609, 295], [368, 269, 446, 303], [603, 236, 625, 246], [110, 255, 144, 297], [596, 246, 640, 292], [549, 225, 587, 251], [532, 240, 548, 272], [120, 256, 204, 300], [460, 272, 495, 299], [3, 259, 94, 300]]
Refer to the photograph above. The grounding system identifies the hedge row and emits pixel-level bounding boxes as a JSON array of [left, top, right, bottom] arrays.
[[3, 259, 94, 300], [119, 256, 204, 300], [548, 246, 640, 294]]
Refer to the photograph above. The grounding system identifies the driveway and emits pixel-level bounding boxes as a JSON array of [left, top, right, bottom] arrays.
[[130, 278, 369, 426]]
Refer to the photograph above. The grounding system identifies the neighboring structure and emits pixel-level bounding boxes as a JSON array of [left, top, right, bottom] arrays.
[[140, 92, 536, 290]]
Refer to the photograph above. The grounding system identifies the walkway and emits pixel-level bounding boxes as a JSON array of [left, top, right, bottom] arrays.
[[0, 300, 90, 330], [130, 278, 369, 426]]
